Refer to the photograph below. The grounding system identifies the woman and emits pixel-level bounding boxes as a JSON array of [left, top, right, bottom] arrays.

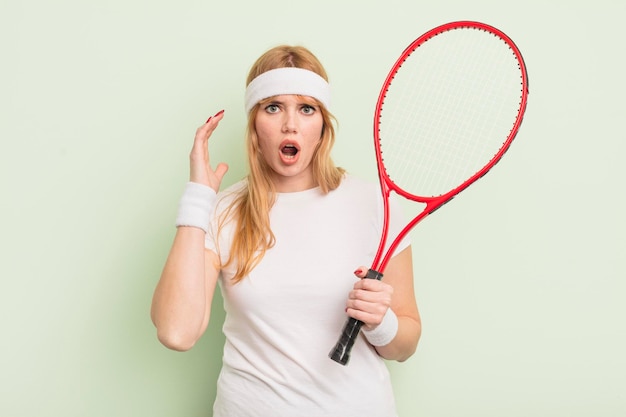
[[151, 45, 421, 417]]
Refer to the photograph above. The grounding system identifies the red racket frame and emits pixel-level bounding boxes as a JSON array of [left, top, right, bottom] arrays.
[[329, 21, 528, 366]]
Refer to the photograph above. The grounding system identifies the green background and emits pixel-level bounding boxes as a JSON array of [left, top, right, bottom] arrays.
[[2, 0, 625, 416]]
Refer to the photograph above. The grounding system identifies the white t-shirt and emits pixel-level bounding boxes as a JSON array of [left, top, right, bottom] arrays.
[[205, 175, 409, 417]]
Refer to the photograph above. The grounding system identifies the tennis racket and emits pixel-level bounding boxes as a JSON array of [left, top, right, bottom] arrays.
[[329, 21, 529, 365]]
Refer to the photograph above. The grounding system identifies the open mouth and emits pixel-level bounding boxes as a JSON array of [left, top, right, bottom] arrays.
[[281, 144, 299, 158]]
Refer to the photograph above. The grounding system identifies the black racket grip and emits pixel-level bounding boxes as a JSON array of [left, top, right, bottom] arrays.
[[329, 269, 384, 365]]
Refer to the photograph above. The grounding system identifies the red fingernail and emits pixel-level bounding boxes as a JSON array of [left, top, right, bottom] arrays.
[[214, 109, 225, 117], [354, 269, 363, 275], [205, 116, 213, 123]]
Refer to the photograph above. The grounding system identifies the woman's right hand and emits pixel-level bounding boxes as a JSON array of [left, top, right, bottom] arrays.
[[189, 110, 229, 192]]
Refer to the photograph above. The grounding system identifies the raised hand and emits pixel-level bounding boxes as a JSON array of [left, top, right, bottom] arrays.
[[189, 110, 229, 192]]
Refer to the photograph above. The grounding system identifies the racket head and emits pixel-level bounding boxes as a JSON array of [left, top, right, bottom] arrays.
[[374, 21, 529, 203]]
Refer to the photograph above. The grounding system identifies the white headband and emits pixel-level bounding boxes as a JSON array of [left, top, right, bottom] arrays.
[[244, 67, 331, 113]]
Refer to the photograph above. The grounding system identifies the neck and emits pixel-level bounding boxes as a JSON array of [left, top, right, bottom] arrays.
[[271, 173, 317, 193]]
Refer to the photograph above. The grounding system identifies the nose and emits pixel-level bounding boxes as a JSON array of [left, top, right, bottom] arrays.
[[281, 109, 298, 133]]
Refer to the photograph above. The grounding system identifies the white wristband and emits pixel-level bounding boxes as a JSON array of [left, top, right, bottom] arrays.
[[175, 182, 217, 233], [362, 308, 399, 347]]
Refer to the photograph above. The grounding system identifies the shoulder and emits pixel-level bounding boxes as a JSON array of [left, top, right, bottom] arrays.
[[218, 178, 247, 195], [320, 174, 383, 212], [214, 179, 247, 214], [335, 174, 380, 198]]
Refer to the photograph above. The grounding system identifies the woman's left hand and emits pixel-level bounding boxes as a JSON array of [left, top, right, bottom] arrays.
[[346, 267, 394, 331]]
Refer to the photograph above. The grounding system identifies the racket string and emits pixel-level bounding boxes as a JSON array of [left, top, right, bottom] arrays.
[[379, 28, 525, 197]]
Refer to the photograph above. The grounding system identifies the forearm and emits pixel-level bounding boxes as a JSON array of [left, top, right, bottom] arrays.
[[362, 246, 421, 362], [151, 114, 226, 351], [151, 227, 216, 351], [372, 314, 421, 362]]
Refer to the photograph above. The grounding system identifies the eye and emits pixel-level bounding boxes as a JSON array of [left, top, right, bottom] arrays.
[[300, 105, 316, 115], [265, 104, 280, 113]]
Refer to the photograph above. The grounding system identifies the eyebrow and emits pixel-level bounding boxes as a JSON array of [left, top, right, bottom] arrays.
[[265, 96, 318, 106]]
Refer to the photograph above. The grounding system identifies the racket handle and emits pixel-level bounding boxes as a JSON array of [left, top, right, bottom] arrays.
[[329, 269, 384, 365]]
